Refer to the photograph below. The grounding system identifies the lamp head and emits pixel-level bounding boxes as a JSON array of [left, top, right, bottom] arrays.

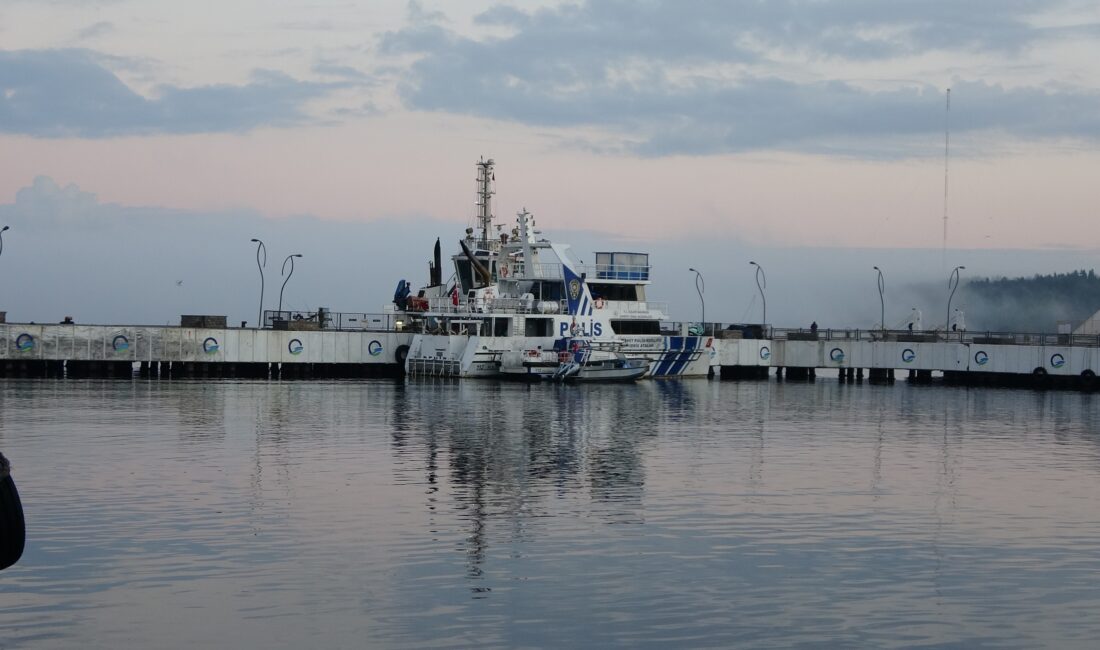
[[294, 254, 303, 258], [689, 267, 697, 272], [250, 238, 260, 243], [873, 265, 879, 270], [1, 225, 8, 232]]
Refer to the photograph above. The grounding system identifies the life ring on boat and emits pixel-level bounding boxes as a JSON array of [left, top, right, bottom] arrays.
[[499, 265, 508, 278], [594, 297, 605, 309]]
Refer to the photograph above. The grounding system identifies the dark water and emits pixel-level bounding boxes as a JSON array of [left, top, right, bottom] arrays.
[[1, 378, 1099, 649]]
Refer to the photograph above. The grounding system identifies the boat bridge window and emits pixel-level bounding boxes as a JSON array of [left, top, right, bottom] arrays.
[[532, 281, 564, 301], [611, 319, 661, 335], [595, 252, 650, 280], [493, 317, 510, 337], [455, 259, 474, 293], [524, 317, 553, 337], [588, 283, 640, 301]]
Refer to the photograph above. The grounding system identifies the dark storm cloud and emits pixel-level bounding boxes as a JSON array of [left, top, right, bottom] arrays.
[[384, 0, 1100, 156], [0, 49, 344, 137]]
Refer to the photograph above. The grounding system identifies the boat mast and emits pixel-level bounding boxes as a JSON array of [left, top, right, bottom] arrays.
[[476, 157, 495, 248]]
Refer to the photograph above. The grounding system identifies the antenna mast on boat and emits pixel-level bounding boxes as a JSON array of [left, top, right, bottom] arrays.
[[476, 157, 495, 246], [942, 88, 950, 271]]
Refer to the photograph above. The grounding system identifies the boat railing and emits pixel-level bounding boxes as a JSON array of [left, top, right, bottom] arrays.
[[426, 296, 567, 315], [504, 262, 563, 280], [576, 262, 650, 281], [264, 310, 403, 331], [466, 237, 503, 254]]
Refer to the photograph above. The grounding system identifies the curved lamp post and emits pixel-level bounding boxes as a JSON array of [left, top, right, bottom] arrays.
[[946, 265, 965, 334], [873, 266, 885, 331], [250, 238, 267, 328], [689, 267, 705, 335], [749, 261, 767, 328], [278, 254, 303, 314], [0, 226, 9, 259]]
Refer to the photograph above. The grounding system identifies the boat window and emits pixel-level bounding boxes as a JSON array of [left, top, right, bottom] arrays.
[[524, 318, 553, 337], [454, 259, 474, 293], [493, 318, 509, 336], [588, 283, 638, 301], [534, 281, 564, 301], [611, 320, 661, 335]]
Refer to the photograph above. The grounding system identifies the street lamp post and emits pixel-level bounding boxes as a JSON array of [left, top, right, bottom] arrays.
[[946, 265, 966, 336], [689, 268, 705, 335], [749, 261, 767, 329], [250, 238, 266, 328], [873, 266, 885, 330], [278, 254, 303, 314], [0, 226, 9, 259]]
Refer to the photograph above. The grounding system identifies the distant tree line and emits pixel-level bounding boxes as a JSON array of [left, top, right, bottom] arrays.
[[963, 269, 1100, 332]]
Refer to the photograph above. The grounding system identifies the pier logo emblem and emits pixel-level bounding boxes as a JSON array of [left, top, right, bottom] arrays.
[[288, 339, 304, 355], [901, 348, 916, 363], [368, 340, 383, 356], [829, 347, 845, 363], [759, 346, 770, 360], [1050, 353, 1066, 368], [15, 333, 35, 352], [202, 337, 219, 354], [112, 335, 129, 352], [974, 351, 989, 366]]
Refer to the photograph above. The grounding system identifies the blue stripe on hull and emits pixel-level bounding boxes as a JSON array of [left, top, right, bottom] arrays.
[[667, 336, 700, 375], [653, 337, 684, 376]]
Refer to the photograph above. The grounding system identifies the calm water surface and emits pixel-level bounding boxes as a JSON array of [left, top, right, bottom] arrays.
[[1, 378, 1099, 648]]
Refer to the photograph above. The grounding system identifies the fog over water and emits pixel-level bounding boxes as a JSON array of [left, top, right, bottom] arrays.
[[1, 176, 1096, 331]]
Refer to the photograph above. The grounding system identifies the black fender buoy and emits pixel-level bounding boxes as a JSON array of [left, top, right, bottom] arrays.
[[395, 345, 410, 370], [0, 453, 26, 571], [1081, 370, 1096, 392]]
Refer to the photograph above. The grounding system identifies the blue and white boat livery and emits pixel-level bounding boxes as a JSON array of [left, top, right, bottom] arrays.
[[400, 158, 711, 379]]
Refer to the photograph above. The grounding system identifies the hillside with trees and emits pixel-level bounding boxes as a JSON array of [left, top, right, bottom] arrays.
[[963, 270, 1100, 332]]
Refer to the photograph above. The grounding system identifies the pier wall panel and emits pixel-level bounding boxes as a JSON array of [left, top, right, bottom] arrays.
[[714, 340, 771, 367], [1, 324, 412, 370]]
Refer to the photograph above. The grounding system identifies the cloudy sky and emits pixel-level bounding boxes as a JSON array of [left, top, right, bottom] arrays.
[[2, 1, 1099, 326]]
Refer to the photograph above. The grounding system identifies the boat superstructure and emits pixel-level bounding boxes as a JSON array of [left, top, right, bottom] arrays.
[[401, 158, 711, 379]]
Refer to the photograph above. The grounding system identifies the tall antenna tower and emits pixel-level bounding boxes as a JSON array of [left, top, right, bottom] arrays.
[[942, 88, 950, 270], [475, 157, 495, 245]]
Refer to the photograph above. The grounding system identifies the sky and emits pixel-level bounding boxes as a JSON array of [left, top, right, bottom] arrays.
[[2, 0, 1100, 328]]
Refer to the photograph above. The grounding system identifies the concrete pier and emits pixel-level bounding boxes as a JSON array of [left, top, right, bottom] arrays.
[[714, 329, 1100, 391], [0, 322, 412, 379]]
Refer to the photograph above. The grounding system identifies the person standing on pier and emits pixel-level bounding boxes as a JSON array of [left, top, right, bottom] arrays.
[[952, 308, 966, 332]]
